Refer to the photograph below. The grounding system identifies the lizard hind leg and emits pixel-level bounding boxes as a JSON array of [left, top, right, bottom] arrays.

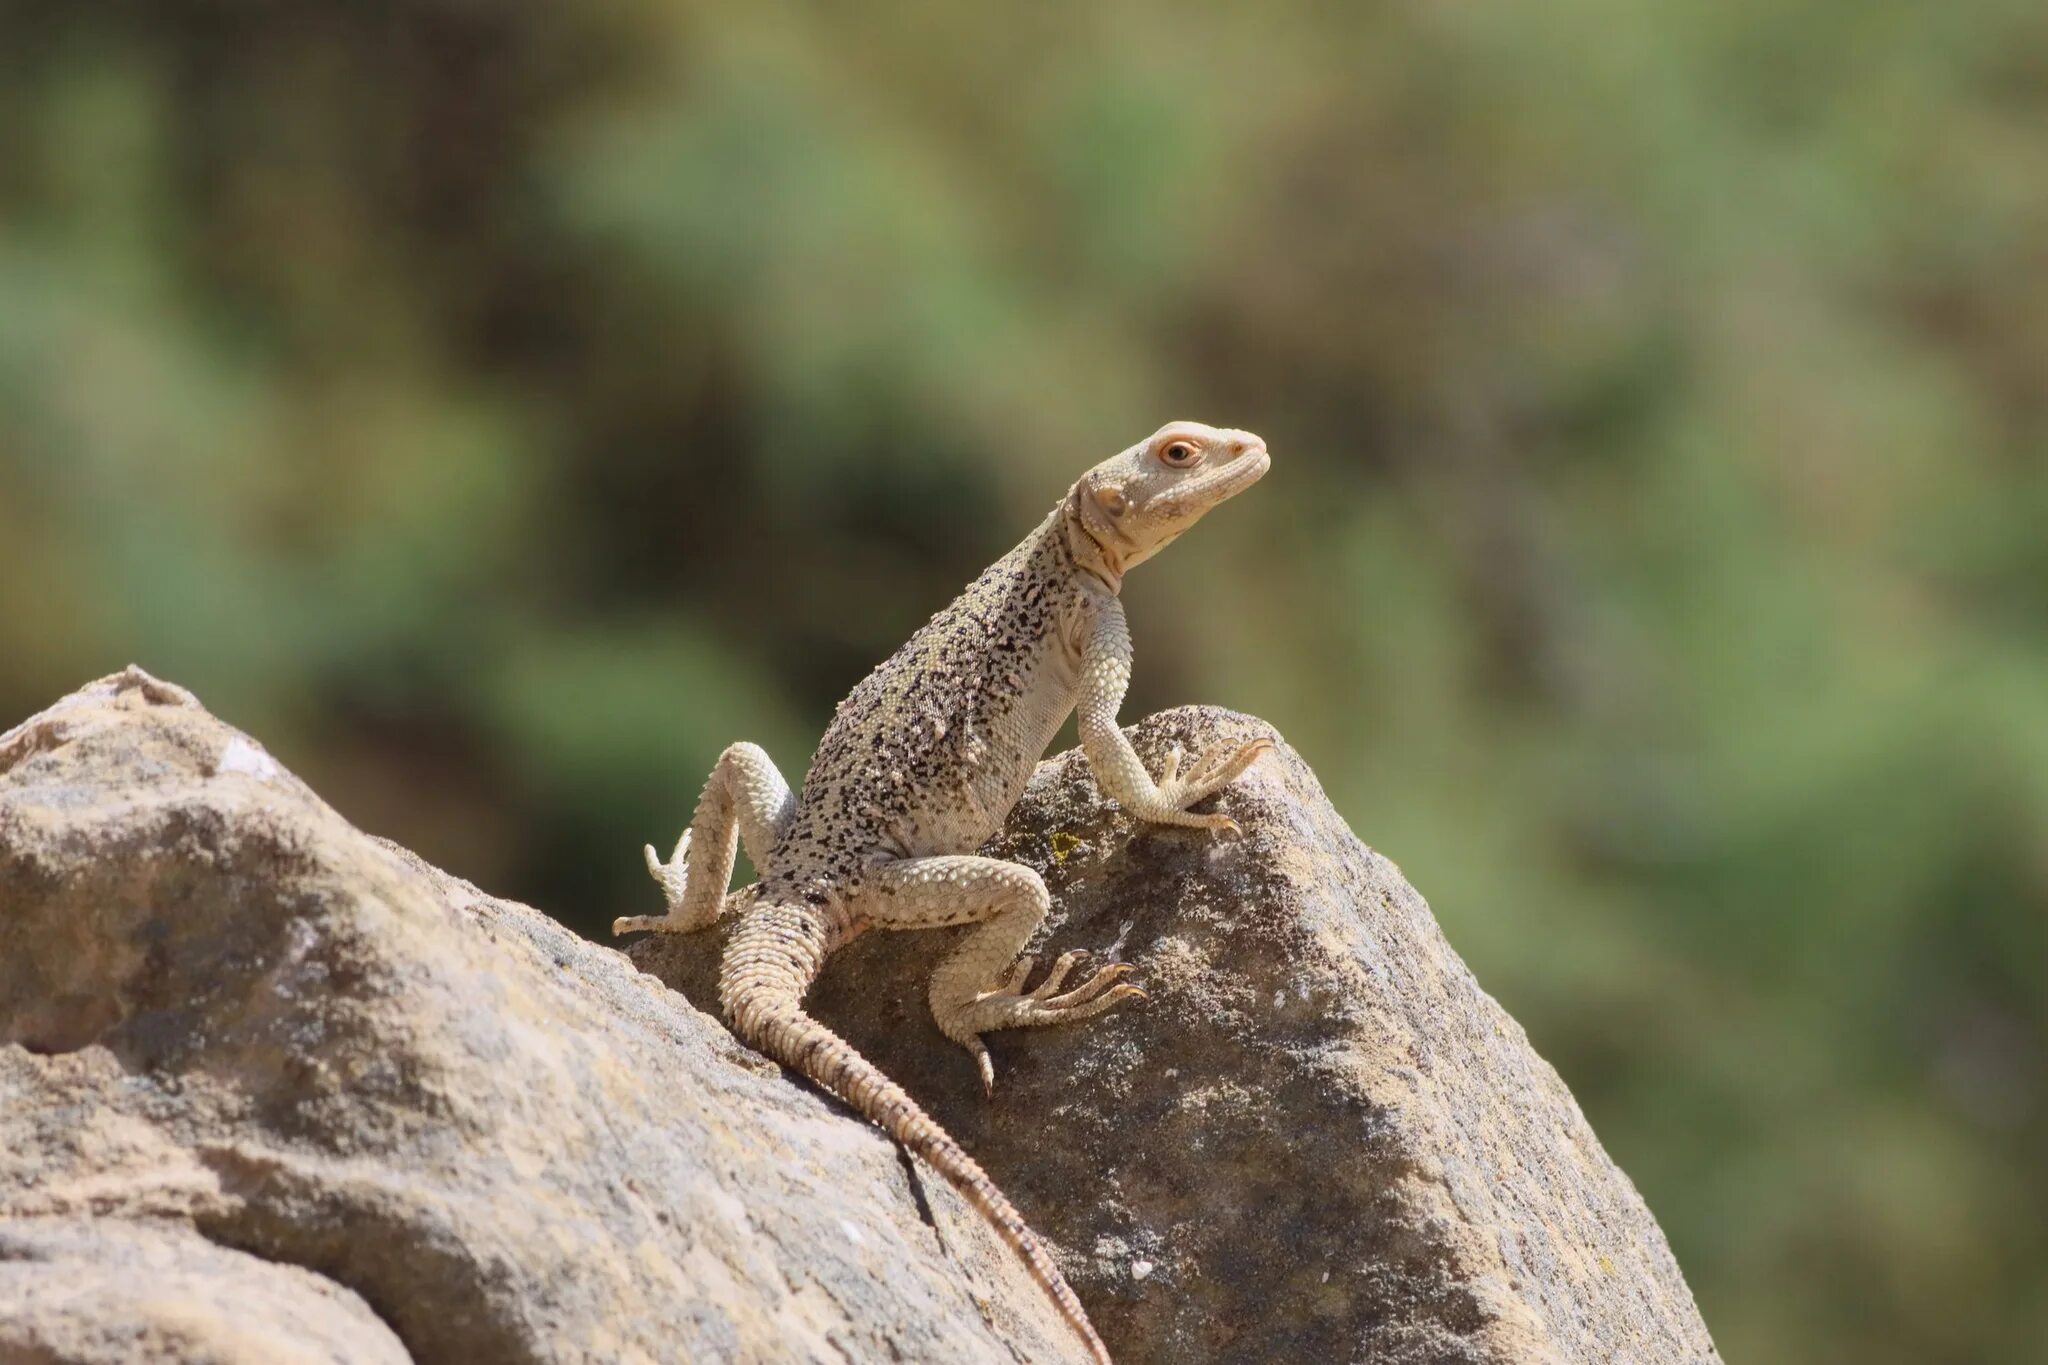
[[613, 740, 797, 936], [854, 856, 1144, 1094]]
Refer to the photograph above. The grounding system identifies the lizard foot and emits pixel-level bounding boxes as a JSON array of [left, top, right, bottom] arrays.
[[611, 833, 720, 935], [943, 952, 1146, 1094], [1152, 735, 1276, 834]]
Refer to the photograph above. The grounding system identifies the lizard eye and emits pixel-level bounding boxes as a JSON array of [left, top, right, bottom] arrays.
[[1159, 440, 1200, 467]]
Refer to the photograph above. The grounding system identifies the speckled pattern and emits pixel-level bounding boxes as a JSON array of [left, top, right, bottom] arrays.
[[615, 421, 1274, 1362]]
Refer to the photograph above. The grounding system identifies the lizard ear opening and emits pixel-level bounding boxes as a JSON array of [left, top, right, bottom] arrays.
[[1094, 485, 1128, 517]]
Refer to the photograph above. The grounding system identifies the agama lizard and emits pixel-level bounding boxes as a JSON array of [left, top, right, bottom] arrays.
[[614, 422, 1273, 1363]]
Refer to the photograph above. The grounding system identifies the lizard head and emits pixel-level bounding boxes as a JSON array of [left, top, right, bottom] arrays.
[[1068, 421, 1270, 581]]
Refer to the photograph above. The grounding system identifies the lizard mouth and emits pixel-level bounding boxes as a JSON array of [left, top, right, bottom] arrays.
[[1162, 441, 1270, 517]]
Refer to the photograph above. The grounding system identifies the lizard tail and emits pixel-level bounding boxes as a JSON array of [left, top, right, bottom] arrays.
[[721, 906, 1112, 1365]]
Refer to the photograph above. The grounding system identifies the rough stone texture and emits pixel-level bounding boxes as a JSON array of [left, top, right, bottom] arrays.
[[0, 1220, 409, 1365], [637, 708, 1724, 1365], [1, 670, 1720, 1364], [0, 669, 1089, 1365]]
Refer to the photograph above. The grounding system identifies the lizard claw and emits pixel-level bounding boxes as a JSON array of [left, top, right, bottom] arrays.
[[1027, 949, 1091, 999], [972, 1039, 996, 1097], [948, 957, 1145, 1093], [1164, 809, 1242, 837], [1037, 962, 1136, 1009]]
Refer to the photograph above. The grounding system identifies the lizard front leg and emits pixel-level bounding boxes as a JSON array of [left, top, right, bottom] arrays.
[[852, 856, 1143, 1093], [614, 741, 796, 935], [1077, 596, 1274, 833]]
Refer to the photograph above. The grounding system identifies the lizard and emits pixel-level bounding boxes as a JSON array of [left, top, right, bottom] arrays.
[[613, 421, 1274, 1364]]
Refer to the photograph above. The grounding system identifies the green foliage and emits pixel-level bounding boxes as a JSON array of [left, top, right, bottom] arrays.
[[3, 2, 2045, 1359]]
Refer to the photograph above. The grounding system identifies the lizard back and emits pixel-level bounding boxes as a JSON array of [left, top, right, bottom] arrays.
[[774, 508, 1093, 883]]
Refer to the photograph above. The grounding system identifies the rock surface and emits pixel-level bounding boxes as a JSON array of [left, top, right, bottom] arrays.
[[1, 669, 1089, 1364], [0, 1220, 410, 1365], [1, 669, 1720, 1364], [636, 708, 1724, 1365]]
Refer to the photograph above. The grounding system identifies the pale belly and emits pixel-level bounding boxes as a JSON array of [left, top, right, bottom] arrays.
[[901, 661, 1078, 857], [925, 703, 1073, 855]]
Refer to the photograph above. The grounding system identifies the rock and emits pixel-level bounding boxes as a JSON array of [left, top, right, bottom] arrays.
[[1, 669, 1720, 1364], [634, 708, 1724, 1365], [0, 668, 1091, 1364], [0, 1220, 409, 1365]]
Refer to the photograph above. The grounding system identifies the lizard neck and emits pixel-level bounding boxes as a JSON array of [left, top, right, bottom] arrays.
[[1058, 485, 1126, 595]]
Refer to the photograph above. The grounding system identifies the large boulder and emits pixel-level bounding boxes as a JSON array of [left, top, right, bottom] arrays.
[[636, 708, 1724, 1365], [0, 669, 1089, 1364], [1, 669, 1720, 1363]]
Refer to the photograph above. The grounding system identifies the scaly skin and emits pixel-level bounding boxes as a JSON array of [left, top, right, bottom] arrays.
[[615, 421, 1273, 1363]]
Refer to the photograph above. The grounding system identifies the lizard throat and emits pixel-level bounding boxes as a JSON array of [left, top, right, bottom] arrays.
[[1061, 485, 1128, 594]]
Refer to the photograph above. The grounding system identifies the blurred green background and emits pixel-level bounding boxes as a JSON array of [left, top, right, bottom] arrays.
[[3, 2, 2044, 1359]]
